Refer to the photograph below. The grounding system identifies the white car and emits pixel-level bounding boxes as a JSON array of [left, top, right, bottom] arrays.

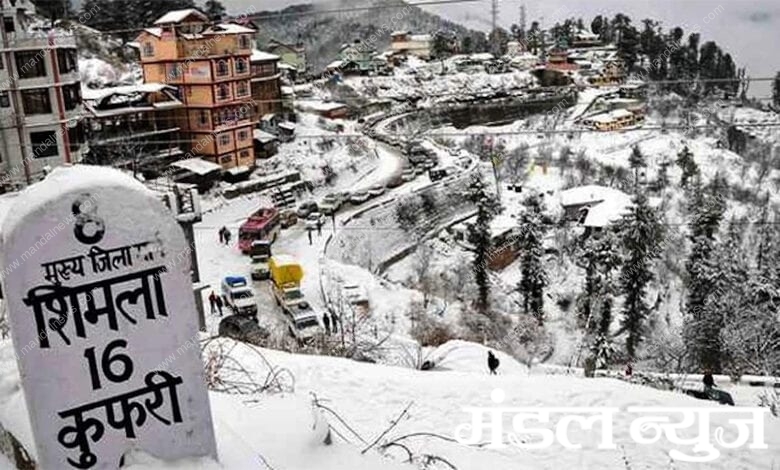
[[305, 212, 325, 229], [368, 184, 386, 197], [401, 169, 416, 182], [349, 190, 370, 204], [342, 284, 369, 306]]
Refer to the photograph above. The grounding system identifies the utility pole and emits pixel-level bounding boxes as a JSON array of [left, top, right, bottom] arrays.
[[490, 0, 498, 55]]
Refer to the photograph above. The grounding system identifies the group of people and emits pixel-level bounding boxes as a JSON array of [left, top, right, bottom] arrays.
[[208, 291, 224, 316], [218, 226, 232, 246], [322, 312, 340, 335]]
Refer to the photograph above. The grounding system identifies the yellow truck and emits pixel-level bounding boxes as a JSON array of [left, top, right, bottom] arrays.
[[269, 255, 321, 340]]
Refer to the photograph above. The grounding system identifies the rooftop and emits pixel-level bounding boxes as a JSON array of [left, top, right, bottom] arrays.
[[251, 49, 280, 62], [170, 158, 222, 176], [154, 9, 208, 25]]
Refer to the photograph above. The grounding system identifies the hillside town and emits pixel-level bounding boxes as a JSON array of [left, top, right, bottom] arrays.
[[0, 0, 778, 469]]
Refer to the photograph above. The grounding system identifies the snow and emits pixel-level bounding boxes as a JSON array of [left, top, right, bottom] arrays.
[[253, 129, 277, 143], [81, 83, 171, 101], [559, 185, 629, 208], [171, 158, 222, 176], [250, 49, 280, 62], [154, 9, 207, 25]]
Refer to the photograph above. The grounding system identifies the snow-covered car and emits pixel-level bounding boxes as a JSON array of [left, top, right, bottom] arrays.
[[296, 201, 318, 218], [342, 284, 369, 307], [401, 168, 416, 182], [319, 193, 342, 215], [221, 276, 258, 317], [349, 190, 371, 204], [218, 315, 269, 346], [368, 184, 386, 197], [287, 309, 322, 341], [305, 212, 325, 229]]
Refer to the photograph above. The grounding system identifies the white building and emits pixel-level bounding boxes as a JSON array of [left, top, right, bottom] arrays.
[[390, 31, 432, 60], [0, 0, 83, 189]]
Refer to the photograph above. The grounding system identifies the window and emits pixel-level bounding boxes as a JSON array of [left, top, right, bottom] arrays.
[[217, 84, 229, 100], [236, 81, 248, 97], [239, 35, 250, 49], [30, 131, 59, 159], [143, 42, 154, 57], [68, 122, 84, 152], [62, 84, 80, 111], [0, 92, 8, 108], [3, 17, 15, 33], [219, 154, 232, 164], [0, 55, 3, 70], [239, 149, 250, 160], [15, 50, 46, 79], [237, 130, 249, 141], [168, 64, 181, 79], [235, 58, 247, 74], [219, 134, 230, 146], [199, 111, 208, 126], [21, 89, 51, 114], [57, 49, 77, 74], [216, 60, 228, 77]]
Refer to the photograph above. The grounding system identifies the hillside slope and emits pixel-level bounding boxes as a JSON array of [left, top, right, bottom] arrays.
[[252, 0, 481, 72]]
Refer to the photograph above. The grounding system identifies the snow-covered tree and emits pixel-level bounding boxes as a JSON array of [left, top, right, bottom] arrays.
[[516, 194, 548, 324], [466, 177, 500, 315], [616, 192, 664, 359], [675, 145, 699, 188], [683, 177, 727, 371]]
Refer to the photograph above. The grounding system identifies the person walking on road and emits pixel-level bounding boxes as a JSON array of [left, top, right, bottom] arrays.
[[215, 295, 224, 316], [323, 314, 331, 335], [330, 312, 339, 334], [307, 227, 313, 245], [223, 229, 232, 246], [208, 291, 217, 315], [487, 351, 500, 375], [316, 219, 323, 236], [218, 228, 225, 244]]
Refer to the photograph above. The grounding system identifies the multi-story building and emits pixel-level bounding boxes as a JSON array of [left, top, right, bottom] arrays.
[[82, 84, 184, 177], [250, 49, 282, 121], [0, 0, 83, 189], [266, 39, 306, 81], [137, 9, 257, 171], [390, 31, 432, 60]]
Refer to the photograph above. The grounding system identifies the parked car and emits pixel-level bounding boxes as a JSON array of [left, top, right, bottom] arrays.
[[342, 284, 369, 307], [401, 168, 416, 182], [368, 184, 386, 197], [349, 190, 371, 204], [218, 315, 269, 346], [296, 201, 318, 218], [305, 212, 325, 229], [319, 193, 342, 215], [386, 175, 404, 188], [279, 209, 298, 229]]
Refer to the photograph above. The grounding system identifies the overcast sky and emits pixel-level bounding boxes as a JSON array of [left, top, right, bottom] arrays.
[[223, 0, 779, 95]]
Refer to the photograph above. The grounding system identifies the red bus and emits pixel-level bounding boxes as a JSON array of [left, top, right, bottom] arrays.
[[238, 207, 281, 254]]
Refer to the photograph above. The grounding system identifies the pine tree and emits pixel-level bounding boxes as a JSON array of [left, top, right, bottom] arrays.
[[466, 177, 499, 315], [203, 0, 226, 22], [616, 192, 664, 359], [683, 176, 727, 371], [32, 0, 73, 26], [675, 145, 699, 188], [517, 194, 548, 324]]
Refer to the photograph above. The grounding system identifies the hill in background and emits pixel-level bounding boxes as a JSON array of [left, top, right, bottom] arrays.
[[251, 0, 481, 72]]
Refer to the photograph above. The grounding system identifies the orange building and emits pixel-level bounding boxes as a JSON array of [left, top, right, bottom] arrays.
[[136, 9, 257, 171]]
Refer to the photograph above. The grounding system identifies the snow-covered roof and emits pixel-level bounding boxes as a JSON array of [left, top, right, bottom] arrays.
[[278, 122, 296, 131], [209, 23, 255, 34], [142, 27, 163, 38], [583, 194, 634, 227], [253, 129, 277, 143], [391, 30, 410, 36], [251, 49, 280, 62], [409, 34, 432, 42], [170, 158, 222, 175], [326, 60, 344, 70], [299, 100, 347, 112], [586, 109, 634, 123], [469, 53, 494, 62], [82, 83, 172, 102], [154, 9, 207, 25], [559, 185, 629, 207]]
